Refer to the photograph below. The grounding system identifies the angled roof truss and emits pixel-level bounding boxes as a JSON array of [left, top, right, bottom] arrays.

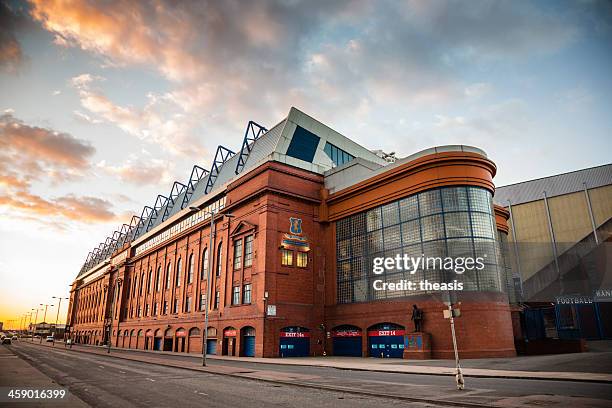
[[181, 165, 208, 210], [162, 181, 187, 222], [205, 145, 235, 194], [145, 194, 168, 232], [235, 121, 267, 175]]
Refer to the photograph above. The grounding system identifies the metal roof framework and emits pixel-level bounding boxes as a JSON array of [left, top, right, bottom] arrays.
[[145, 195, 168, 232], [162, 182, 187, 222], [180, 165, 208, 210], [205, 146, 235, 194], [235, 121, 267, 175], [78, 119, 271, 279]]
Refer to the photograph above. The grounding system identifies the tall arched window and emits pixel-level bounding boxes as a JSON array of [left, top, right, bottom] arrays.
[[166, 263, 172, 289], [201, 248, 208, 280], [148, 268, 153, 293], [175, 257, 182, 287], [156, 266, 162, 292], [139, 273, 144, 296], [187, 254, 194, 284], [216, 242, 223, 277]]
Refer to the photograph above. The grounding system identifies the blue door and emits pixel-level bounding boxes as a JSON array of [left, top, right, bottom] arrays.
[[332, 326, 363, 357], [279, 326, 310, 357], [279, 337, 309, 357], [206, 339, 217, 355], [243, 336, 255, 357], [368, 323, 405, 358], [154, 337, 162, 351]]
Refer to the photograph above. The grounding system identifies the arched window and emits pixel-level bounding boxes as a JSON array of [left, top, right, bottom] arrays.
[[166, 263, 172, 289], [175, 257, 182, 287], [148, 268, 153, 293], [201, 248, 208, 280], [189, 327, 201, 336], [156, 266, 162, 292], [216, 242, 223, 277], [139, 273, 144, 296], [187, 254, 194, 284]]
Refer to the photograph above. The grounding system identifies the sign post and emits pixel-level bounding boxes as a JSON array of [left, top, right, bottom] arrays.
[[444, 304, 465, 390]]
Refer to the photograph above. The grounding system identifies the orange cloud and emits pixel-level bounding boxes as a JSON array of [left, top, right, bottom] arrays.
[[0, 191, 117, 223], [0, 112, 118, 225]]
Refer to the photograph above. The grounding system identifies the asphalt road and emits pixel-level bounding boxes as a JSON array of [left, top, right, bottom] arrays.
[[6, 343, 439, 408], [7, 342, 612, 407]]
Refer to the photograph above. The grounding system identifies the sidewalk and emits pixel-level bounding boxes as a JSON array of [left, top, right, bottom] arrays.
[[21, 341, 612, 384], [0, 346, 88, 407]]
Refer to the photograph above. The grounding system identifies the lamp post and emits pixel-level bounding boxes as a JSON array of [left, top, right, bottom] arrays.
[[107, 277, 123, 354], [51, 296, 69, 346], [39, 304, 54, 344], [32, 308, 40, 342], [189, 206, 234, 367]]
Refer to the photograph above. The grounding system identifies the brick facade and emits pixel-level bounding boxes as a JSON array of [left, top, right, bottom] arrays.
[[67, 152, 516, 359]]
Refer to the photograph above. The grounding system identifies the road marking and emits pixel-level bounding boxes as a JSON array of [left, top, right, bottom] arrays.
[[146, 378, 156, 382], [119, 371, 126, 374], [98, 365, 105, 369], [198, 392, 208, 396]]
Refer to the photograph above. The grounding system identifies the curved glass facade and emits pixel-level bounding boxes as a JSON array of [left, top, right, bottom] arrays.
[[336, 186, 505, 304]]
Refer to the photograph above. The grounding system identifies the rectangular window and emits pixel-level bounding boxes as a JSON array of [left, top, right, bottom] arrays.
[[173, 299, 179, 314], [145, 304, 150, 316], [165, 265, 171, 289], [187, 255, 194, 284], [201, 248, 208, 280], [232, 286, 240, 305], [216, 243, 223, 277], [244, 235, 253, 267], [214, 290, 220, 309], [163, 301, 168, 315], [185, 296, 192, 313], [296, 252, 308, 268], [281, 249, 293, 266], [199, 294, 206, 311], [243, 284, 251, 304], [233, 239, 243, 270], [153, 302, 158, 316], [137, 306, 142, 317]]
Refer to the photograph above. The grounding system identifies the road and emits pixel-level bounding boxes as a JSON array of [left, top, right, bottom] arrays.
[[6, 341, 612, 407]]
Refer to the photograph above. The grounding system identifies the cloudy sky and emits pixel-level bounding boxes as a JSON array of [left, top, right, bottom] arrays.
[[0, 0, 611, 325]]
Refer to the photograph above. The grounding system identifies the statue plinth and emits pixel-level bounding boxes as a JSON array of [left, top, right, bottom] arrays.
[[403, 332, 431, 360]]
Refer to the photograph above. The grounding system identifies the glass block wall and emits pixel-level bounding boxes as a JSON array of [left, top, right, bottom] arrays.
[[336, 186, 507, 304]]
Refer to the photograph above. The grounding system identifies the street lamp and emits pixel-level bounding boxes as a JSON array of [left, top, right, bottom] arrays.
[[107, 277, 123, 354], [51, 296, 69, 346], [31, 307, 41, 342], [39, 303, 54, 344], [189, 206, 234, 367]]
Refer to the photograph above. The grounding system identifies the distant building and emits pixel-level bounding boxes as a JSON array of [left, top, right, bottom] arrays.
[[495, 164, 612, 341]]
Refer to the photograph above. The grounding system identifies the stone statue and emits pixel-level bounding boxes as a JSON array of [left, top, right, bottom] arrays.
[[411, 304, 423, 332]]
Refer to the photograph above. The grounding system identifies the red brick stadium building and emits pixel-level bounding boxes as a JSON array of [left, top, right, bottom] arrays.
[[67, 107, 516, 359]]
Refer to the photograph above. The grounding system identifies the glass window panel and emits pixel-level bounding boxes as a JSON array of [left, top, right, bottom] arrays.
[[366, 229, 384, 253], [444, 212, 471, 238], [419, 189, 443, 216], [442, 187, 469, 212], [471, 212, 495, 238], [366, 207, 382, 231], [468, 187, 492, 214], [399, 195, 419, 221], [421, 214, 444, 241], [400, 219, 420, 245], [383, 225, 401, 249], [381, 202, 400, 227]]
